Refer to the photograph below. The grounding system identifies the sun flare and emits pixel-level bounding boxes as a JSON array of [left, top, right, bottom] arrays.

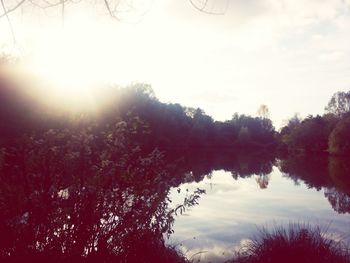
[[29, 28, 102, 96], [25, 15, 137, 111]]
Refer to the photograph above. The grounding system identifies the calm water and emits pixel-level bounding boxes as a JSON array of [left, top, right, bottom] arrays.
[[167, 166, 350, 262], [1, 150, 349, 262]]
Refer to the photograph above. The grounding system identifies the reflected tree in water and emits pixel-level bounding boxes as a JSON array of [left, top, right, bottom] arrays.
[[255, 174, 270, 189], [326, 157, 350, 214], [279, 155, 350, 214], [324, 188, 350, 214]]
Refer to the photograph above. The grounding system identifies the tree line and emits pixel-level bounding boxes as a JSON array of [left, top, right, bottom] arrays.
[[1, 66, 350, 157], [278, 91, 350, 156], [0, 77, 277, 151]]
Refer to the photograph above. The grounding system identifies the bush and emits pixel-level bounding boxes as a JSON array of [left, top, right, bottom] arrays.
[[229, 224, 350, 263]]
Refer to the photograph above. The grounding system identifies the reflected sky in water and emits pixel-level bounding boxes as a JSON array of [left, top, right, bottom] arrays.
[[168, 168, 350, 263]]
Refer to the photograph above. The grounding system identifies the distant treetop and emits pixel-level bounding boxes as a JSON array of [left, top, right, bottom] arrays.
[[325, 91, 350, 117]]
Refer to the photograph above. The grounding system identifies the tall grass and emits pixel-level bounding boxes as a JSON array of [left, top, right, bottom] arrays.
[[230, 223, 350, 263]]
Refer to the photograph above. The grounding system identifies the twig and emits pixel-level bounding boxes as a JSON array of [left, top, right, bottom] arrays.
[[1, 0, 17, 44], [189, 0, 226, 15], [61, 0, 64, 28], [0, 0, 26, 19]]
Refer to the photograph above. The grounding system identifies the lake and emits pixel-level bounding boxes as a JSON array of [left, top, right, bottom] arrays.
[[0, 149, 349, 262], [167, 163, 350, 262]]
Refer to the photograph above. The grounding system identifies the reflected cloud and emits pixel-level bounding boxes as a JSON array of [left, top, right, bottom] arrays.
[[168, 157, 350, 262]]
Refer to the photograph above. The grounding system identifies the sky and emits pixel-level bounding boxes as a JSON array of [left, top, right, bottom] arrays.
[[1, 0, 350, 128]]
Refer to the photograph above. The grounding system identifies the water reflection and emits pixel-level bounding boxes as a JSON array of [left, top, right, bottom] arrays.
[[1, 146, 350, 262], [167, 153, 350, 262], [279, 155, 350, 213]]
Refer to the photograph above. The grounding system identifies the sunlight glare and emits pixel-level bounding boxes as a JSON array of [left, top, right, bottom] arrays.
[[27, 15, 135, 111]]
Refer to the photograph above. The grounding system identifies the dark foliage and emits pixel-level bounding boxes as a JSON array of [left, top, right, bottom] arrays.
[[328, 115, 350, 155], [228, 224, 350, 263], [278, 90, 350, 156], [278, 155, 350, 214], [0, 116, 200, 262], [0, 69, 277, 150]]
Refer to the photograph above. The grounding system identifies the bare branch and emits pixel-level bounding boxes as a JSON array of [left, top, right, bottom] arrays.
[[103, 0, 118, 19], [0, 0, 26, 19], [27, 0, 67, 10], [0, 0, 229, 27], [189, 0, 229, 15], [1, 0, 17, 43], [61, 0, 64, 27]]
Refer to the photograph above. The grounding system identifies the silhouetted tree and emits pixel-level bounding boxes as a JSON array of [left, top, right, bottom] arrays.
[[257, 104, 269, 119], [328, 115, 350, 155], [325, 91, 350, 117], [237, 126, 250, 144], [325, 187, 350, 214], [279, 90, 350, 155]]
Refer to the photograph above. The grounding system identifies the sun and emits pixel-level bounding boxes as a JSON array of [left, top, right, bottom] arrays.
[[26, 15, 120, 111], [28, 43, 97, 111], [29, 30, 100, 94], [24, 12, 157, 111]]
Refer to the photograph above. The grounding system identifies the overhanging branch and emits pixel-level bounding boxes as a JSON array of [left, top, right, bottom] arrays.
[[1, 0, 18, 43], [0, 0, 26, 19], [189, 0, 228, 15]]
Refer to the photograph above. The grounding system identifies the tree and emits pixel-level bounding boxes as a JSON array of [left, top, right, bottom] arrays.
[[325, 91, 350, 117], [237, 126, 250, 144], [285, 115, 330, 153], [257, 104, 269, 119], [324, 187, 350, 214], [279, 114, 301, 145], [328, 116, 350, 155]]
